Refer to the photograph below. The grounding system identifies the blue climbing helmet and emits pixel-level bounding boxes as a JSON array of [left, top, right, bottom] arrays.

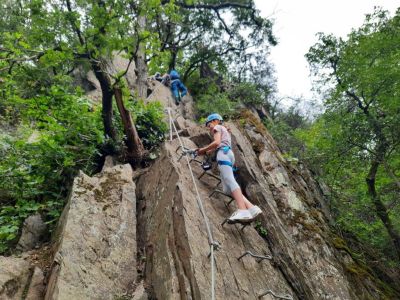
[[169, 70, 180, 80], [205, 113, 223, 126]]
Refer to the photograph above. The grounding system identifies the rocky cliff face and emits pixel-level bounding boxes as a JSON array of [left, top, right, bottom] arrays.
[[0, 83, 397, 300], [134, 113, 390, 299]]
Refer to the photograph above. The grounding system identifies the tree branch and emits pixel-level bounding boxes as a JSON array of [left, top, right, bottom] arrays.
[[172, 1, 253, 10], [65, 0, 85, 46], [214, 8, 232, 37]]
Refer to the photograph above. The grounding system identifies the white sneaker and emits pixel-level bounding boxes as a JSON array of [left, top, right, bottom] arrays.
[[248, 206, 262, 218], [228, 209, 253, 223]]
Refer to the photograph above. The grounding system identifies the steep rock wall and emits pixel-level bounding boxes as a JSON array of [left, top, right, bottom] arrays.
[[44, 163, 137, 300], [1, 80, 396, 299], [137, 138, 291, 299], [136, 109, 393, 299]]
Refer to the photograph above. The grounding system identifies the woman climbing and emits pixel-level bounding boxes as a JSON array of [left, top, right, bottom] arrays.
[[196, 113, 262, 222]]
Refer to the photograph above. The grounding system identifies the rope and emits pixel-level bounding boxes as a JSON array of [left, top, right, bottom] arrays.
[[166, 107, 218, 300]]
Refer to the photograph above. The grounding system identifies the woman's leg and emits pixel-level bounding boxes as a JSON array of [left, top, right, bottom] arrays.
[[242, 195, 254, 209], [231, 189, 255, 210], [218, 150, 254, 211], [231, 188, 247, 210], [219, 165, 253, 210]]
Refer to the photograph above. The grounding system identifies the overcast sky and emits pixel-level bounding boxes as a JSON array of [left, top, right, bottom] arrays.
[[254, 0, 399, 108]]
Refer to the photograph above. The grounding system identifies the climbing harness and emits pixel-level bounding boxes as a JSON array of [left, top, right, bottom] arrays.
[[217, 145, 231, 154], [217, 160, 233, 167]]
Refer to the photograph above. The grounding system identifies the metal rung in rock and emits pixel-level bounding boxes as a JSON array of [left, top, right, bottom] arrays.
[[258, 290, 293, 300], [189, 158, 203, 165], [237, 251, 272, 262], [209, 189, 234, 208], [221, 218, 251, 230], [198, 170, 222, 186], [209, 189, 233, 199]]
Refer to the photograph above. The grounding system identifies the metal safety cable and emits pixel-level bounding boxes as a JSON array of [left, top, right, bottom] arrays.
[[167, 107, 217, 300]]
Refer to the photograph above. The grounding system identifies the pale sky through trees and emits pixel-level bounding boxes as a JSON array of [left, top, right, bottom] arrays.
[[254, 0, 399, 109]]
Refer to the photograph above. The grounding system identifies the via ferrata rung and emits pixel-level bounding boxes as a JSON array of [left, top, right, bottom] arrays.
[[221, 218, 252, 230], [258, 289, 293, 300], [237, 250, 272, 263], [209, 189, 234, 208], [198, 170, 222, 186]]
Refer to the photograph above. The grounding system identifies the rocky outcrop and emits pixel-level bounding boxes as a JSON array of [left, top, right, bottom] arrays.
[[44, 163, 137, 300], [72, 53, 137, 103], [0, 256, 44, 300], [135, 110, 395, 299], [0, 256, 31, 299], [17, 214, 47, 251], [1, 80, 396, 299], [137, 138, 291, 299], [146, 79, 195, 120]]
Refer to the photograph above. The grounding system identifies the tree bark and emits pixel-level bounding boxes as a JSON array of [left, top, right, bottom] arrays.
[[168, 48, 177, 71], [91, 60, 117, 141], [135, 13, 148, 99], [114, 87, 146, 165], [366, 159, 400, 260]]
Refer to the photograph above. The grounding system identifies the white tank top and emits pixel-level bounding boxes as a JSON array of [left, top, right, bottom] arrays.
[[213, 125, 231, 148]]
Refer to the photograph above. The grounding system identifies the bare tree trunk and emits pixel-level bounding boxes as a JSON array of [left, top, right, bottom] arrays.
[[91, 60, 117, 141], [114, 86, 146, 165], [168, 48, 177, 71], [366, 160, 400, 260], [135, 14, 148, 99]]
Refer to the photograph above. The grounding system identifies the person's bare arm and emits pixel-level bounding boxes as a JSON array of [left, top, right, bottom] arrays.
[[197, 132, 221, 155]]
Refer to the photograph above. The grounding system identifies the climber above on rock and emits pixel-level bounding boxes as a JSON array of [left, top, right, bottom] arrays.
[[196, 113, 262, 223], [169, 70, 187, 105]]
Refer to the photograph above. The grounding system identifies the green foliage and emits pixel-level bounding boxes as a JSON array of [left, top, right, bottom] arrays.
[[258, 100, 310, 160], [297, 113, 398, 258], [0, 84, 103, 253], [302, 8, 400, 263], [127, 99, 167, 151], [145, 0, 276, 82], [228, 82, 265, 106], [254, 220, 268, 238], [188, 72, 270, 119], [195, 90, 238, 119]]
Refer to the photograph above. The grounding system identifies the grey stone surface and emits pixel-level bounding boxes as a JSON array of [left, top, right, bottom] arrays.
[[25, 267, 45, 300], [135, 114, 385, 299], [17, 214, 47, 251], [132, 281, 148, 300], [0, 256, 31, 300], [146, 80, 195, 120], [44, 164, 137, 300], [137, 139, 293, 300]]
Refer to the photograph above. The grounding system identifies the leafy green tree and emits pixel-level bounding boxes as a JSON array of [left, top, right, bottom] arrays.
[[0, 85, 103, 253], [0, 0, 156, 163], [305, 8, 400, 260], [147, 0, 276, 82]]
